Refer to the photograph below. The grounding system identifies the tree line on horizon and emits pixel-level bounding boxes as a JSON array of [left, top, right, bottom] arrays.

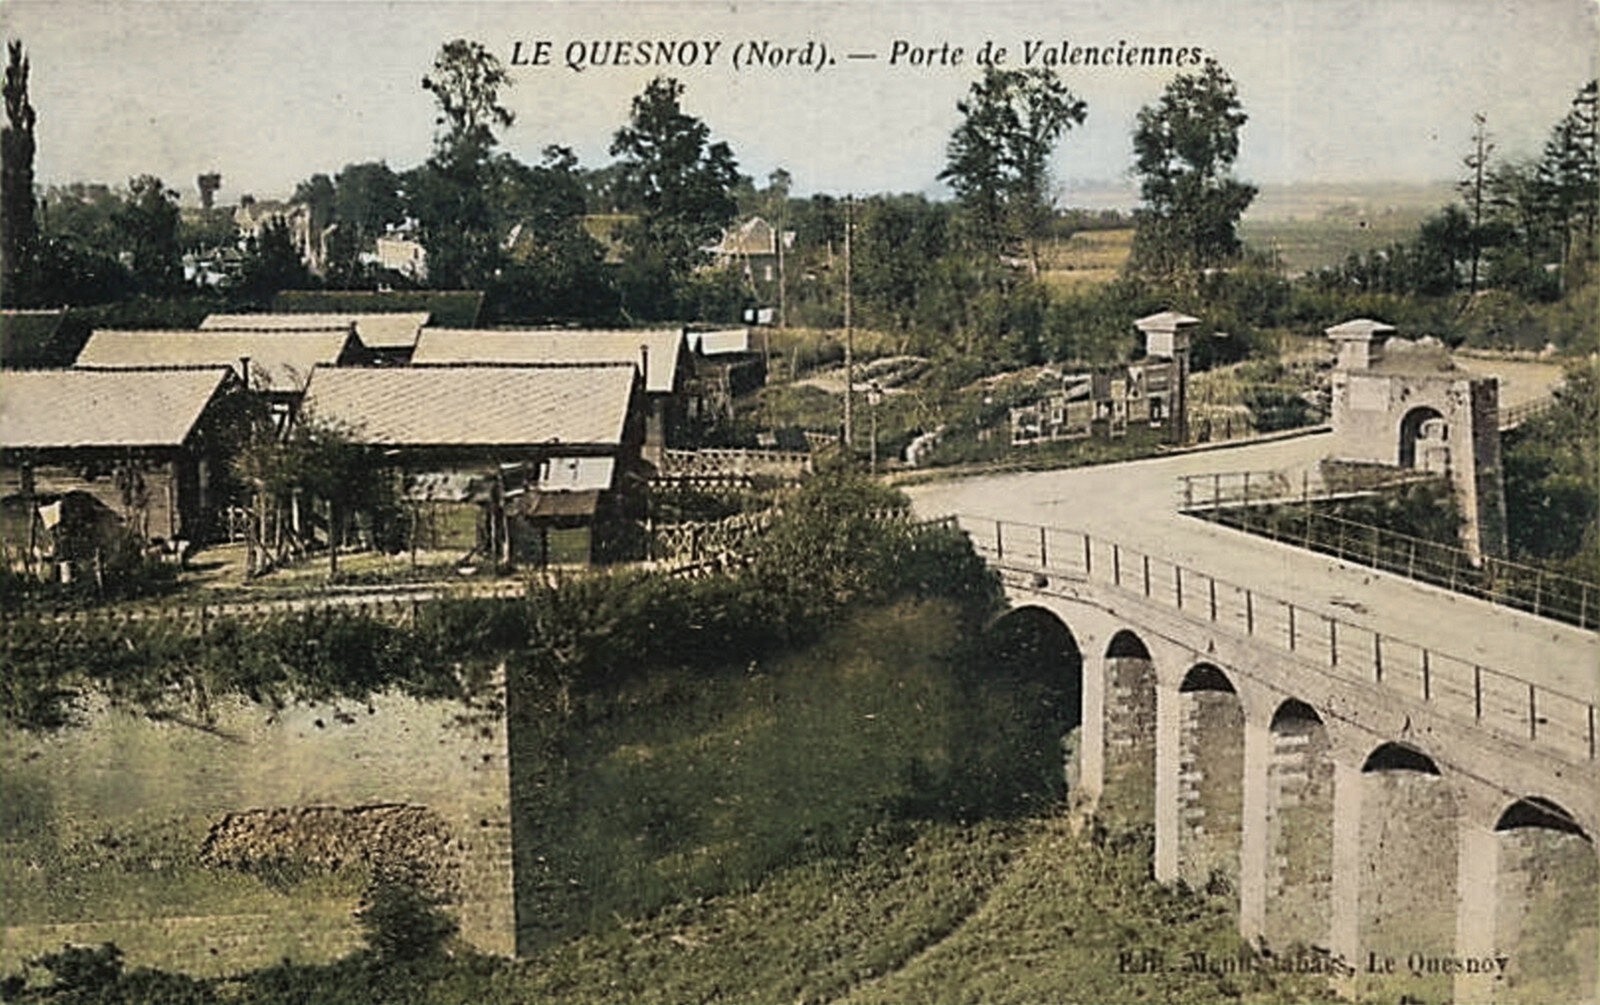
[[2, 37, 1595, 366]]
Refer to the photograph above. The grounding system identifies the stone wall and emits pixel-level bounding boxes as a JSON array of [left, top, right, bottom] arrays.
[[1177, 680, 1244, 891], [1497, 827, 1600, 1004], [1101, 654, 1156, 828], [1355, 768, 1458, 1003], [0, 687, 513, 976], [1264, 714, 1333, 948]]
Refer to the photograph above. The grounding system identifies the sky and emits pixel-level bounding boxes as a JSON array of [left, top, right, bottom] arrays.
[[2, 0, 1596, 208]]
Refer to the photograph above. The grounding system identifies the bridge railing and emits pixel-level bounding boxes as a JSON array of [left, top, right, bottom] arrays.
[[959, 514, 1597, 764], [1178, 471, 1600, 630]]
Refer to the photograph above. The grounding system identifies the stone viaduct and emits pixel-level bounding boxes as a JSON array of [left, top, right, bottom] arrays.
[[958, 514, 1597, 1005]]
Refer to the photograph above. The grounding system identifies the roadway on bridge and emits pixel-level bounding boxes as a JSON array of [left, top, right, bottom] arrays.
[[905, 429, 1598, 707]]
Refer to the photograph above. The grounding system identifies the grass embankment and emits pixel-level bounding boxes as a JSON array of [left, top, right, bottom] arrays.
[[499, 598, 1328, 1004]]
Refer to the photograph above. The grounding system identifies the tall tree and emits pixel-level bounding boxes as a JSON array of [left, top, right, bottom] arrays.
[[1535, 80, 1599, 282], [410, 39, 514, 288], [2, 40, 39, 304], [113, 175, 182, 294], [610, 76, 741, 297], [939, 67, 1086, 268], [1458, 112, 1495, 295], [1129, 59, 1257, 285]]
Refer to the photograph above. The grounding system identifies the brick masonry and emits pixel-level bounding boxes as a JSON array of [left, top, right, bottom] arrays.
[[0, 687, 514, 975], [1264, 711, 1334, 949], [1178, 678, 1244, 891]]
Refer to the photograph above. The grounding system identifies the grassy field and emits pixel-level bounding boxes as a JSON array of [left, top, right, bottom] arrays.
[[1038, 228, 1133, 291]]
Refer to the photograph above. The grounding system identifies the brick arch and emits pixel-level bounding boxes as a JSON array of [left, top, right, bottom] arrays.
[[1265, 698, 1334, 950], [1356, 737, 1459, 1003], [1100, 629, 1156, 828], [1491, 797, 1599, 1004], [1177, 662, 1245, 893]]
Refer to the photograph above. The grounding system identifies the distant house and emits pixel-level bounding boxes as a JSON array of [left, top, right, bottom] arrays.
[[301, 364, 645, 565], [74, 326, 362, 429], [234, 196, 328, 274], [410, 328, 690, 463], [705, 217, 780, 286], [685, 326, 767, 424], [201, 312, 430, 365], [372, 235, 428, 282], [0, 367, 241, 554]]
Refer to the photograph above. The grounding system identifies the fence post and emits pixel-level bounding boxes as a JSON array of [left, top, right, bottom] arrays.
[[1474, 665, 1483, 721], [1213, 473, 1221, 510], [996, 521, 1004, 561], [1184, 476, 1194, 509], [1373, 633, 1383, 683], [1422, 649, 1430, 701], [1407, 541, 1417, 580], [1040, 525, 1048, 569], [1583, 583, 1591, 630], [1243, 471, 1251, 507], [1449, 549, 1459, 592], [1301, 470, 1309, 504], [1529, 684, 1538, 741], [1288, 603, 1296, 651], [1113, 545, 1121, 586], [1245, 590, 1254, 635], [1142, 555, 1151, 597], [1209, 578, 1217, 622], [1532, 570, 1542, 618], [1174, 566, 1183, 609], [1329, 619, 1338, 666], [1083, 534, 1092, 576], [1370, 526, 1380, 569]]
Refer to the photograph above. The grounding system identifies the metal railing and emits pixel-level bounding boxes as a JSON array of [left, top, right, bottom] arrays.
[[956, 513, 1597, 765], [1499, 395, 1557, 430], [1179, 471, 1600, 630]]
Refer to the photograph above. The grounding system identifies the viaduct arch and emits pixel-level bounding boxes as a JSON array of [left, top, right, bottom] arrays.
[[982, 568, 1599, 1005]]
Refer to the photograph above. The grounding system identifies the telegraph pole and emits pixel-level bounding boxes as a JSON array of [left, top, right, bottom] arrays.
[[843, 194, 854, 451]]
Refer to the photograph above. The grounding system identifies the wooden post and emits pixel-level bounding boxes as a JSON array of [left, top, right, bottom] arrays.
[[1174, 565, 1183, 609], [1209, 578, 1217, 622], [1528, 684, 1537, 740], [1142, 555, 1151, 597], [1374, 633, 1383, 683], [1083, 534, 1092, 575], [1039, 525, 1048, 568], [1329, 620, 1338, 666], [1474, 666, 1483, 721], [1422, 649, 1431, 701], [1245, 590, 1254, 634], [1288, 604, 1296, 651], [1113, 544, 1121, 587]]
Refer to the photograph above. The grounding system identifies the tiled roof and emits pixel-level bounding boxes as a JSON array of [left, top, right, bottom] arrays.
[[0, 367, 232, 449], [201, 312, 430, 350], [301, 365, 636, 448], [75, 328, 353, 392], [412, 328, 684, 393]]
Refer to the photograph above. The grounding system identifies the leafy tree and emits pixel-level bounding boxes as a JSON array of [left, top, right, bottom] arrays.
[[2, 39, 38, 304], [410, 39, 514, 288], [237, 216, 313, 302], [939, 67, 1087, 268], [112, 174, 183, 294], [1129, 60, 1257, 285], [292, 172, 336, 232], [853, 195, 953, 333], [610, 76, 741, 314], [1534, 80, 1598, 284]]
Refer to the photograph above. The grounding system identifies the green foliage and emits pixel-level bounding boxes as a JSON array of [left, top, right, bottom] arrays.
[[2, 39, 39, 305], [357, 879, 459, 962], [609, 76, 741, 317], [940, 67, 1087, 260], [1130, 59, 1257, 283], [1503, 360, 1600, 574], [112, 175, 184, 295], [0, 596, 514, 732], [235, 217, 313, 304]]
